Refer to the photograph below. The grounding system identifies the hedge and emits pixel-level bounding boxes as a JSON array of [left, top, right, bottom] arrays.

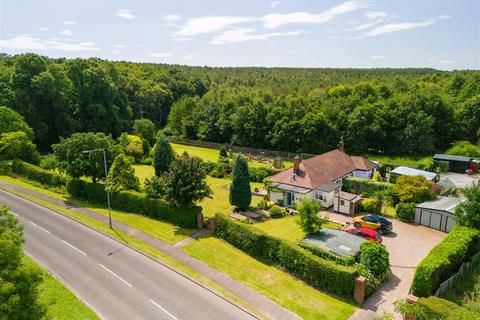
[[342, 177, 393, 196], [214, 213, 358, 297], [411, 225, 480, 297], [203, 161, 281, 182], [395, 202, 416, 222], [11, 160, 65, 188], [67, 178, 200, 228], [417, 296, 479, 320]]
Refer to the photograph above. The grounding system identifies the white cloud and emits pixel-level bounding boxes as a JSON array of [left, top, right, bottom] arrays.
[[370, 54, 384, 59], [363, 15, 450, 37], [164, 14, 182, 27], [148, 52, 173, 59], [270, 1, 280, 8], [348, 18, 384, 31], [62, 20, 76, 25], [210, 28, 303, 45], [175, 16, 256, 36], [114, 44, 124, 48], [262, 1, 363, 29], [182, 54, 195, 60], [0, 35, 100, 51], [117, 9, 135, 19], [61, 29, 72, 36], [365, 11, 387, 19]]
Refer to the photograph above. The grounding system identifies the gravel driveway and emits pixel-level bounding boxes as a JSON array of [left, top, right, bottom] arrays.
[[325, 212, 447, 319]]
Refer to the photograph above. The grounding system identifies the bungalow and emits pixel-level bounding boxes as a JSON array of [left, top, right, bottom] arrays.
[[268, 144, 379, 208]]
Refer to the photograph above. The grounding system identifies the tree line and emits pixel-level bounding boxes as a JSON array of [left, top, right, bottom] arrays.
[[0, 53, 479, 155]]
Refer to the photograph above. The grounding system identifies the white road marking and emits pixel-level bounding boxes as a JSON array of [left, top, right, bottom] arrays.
[[149, 299, 179, 320], [99, 264, 133, 288], [62, 240, 87, 256], [29, 221, 51, 234]]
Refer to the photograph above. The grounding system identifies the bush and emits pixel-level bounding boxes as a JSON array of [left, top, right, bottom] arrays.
[[214, 213, 358, 297], [297, 198, 325, 233], [360, 198, 380, 214], [411, 225, 480, 297], [248, 166, 281, 182], [359, 241, 390, 277], [415, 296, 479, 320], [269, 206, 286, 218], [11, 160, 64, 187], [67, 178, 200, 228], [144, 176, 165, 199], [395, 202, 416, 222], [393, 175, 434, 204], [343, 177, 393, 197]]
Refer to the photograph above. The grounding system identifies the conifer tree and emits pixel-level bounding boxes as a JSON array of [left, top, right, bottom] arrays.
[[229, 154, 251, 210]]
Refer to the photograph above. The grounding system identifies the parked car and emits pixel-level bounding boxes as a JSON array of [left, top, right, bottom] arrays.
[[353, 215, 393, 234], [345, 227, 382, 243]]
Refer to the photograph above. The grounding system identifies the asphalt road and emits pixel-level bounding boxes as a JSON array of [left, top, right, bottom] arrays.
[[0, 189, 257, 320]]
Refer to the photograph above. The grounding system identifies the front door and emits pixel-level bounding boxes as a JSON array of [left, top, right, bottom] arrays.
[[285, 192, 293, 206]]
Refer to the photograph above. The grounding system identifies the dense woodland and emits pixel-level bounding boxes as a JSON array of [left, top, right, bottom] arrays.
[[0, 53, 479, 154]]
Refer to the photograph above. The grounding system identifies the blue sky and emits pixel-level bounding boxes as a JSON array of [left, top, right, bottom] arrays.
[[1, 0, 479, 70]]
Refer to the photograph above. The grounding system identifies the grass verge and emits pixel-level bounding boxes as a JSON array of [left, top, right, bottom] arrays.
[[24, 255, 98, 320]]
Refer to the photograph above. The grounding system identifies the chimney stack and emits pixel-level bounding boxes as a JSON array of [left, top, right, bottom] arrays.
[[293, 155, 301, 174], [338, 135, 345, 153]]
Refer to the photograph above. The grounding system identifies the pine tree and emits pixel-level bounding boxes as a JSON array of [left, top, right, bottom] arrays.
[[108, 154, 140, 192], [229, 154, 251, 210], [153, 135, 174, 176]]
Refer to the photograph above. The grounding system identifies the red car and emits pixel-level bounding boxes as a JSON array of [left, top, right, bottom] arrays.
[[345, 227, 382, 243]]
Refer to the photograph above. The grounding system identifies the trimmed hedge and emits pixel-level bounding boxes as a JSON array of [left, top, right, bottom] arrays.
[[342, 176, 393, 197], [67, 178, 200, 228], [203, 161, 281, 182], [417, 296, 479, 320], [11, 160, 65, 187], [411, 226, 480, 297], [214, 213, 358, 297], [395, 202, 416, 222]]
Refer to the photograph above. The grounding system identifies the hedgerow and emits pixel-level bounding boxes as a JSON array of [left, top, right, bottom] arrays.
[[342, 176, 393, 197], [11, 160, 65, 188]]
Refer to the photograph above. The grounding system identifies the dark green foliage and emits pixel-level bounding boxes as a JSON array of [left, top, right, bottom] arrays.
[[0, 204, 45, 319], [11, 160, 64, 187], [67, 178, 199, 228], [395, 202, 416, 222], [447, 141, 480, 158], [416, 296, 479, 320], [359, 198, 380, 215], [411, 226, 480, 297], [229, 154, 251, 210], [52, 132, 119, 182], [455, 187, 480, 229], [133, 118, 156, 146], [219, 146, 228, 159], [141, 139, 150, 157], [214, 213, 358, 297], [108, 154, 140, 192], [0, 131, 40, 164], [359, 241, 390, 277], [0, 105, 34, 139], [153, 135, 174, 176], [299, 242, 356, 266], [296, 198, 324, 234], [163, 154, 212, 208], [144, 176, 165, 199], [343, 177, 394, 197]]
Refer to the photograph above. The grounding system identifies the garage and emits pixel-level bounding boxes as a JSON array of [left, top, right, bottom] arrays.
[[415, 196, 466, 233]]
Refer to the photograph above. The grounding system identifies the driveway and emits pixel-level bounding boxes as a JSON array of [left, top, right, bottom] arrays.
[[325, 211, 447, 319]]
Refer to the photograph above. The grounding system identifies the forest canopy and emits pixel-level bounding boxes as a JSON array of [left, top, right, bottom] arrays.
[[0, 53, 478, 155]]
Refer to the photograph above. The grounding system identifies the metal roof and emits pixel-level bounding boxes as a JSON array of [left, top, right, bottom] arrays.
[[300, 228, 365, 257], [416, 196, 466, 214], [433, 154, 472, 162], [390, 166, 438, 181]]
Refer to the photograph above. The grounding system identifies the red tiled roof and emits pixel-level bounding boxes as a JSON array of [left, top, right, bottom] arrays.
[[269, 149, 378, 189]]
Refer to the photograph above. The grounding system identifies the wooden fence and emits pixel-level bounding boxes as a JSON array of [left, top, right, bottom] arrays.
[[435, 250, 480, 297]]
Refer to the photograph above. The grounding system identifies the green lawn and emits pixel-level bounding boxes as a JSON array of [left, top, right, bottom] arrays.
[[253, 215, 341, 242], [363, 154, 432, 168], [24, 255, 98, 320], [183, 236, 356, 320]]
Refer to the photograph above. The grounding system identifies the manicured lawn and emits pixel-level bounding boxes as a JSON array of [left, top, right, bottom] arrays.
[[183, 236, 357, 320], [133, 164, 155, 185], [24, 255, 99, 320], [253, 215, 342, 242]]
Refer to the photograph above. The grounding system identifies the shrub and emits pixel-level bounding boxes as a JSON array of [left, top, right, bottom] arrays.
[[214, 213, 358, 297], [0, 131, 41, 164], [455, 186, 480, 229], [230, 154, 251, 210], [396, 296, 480, 320], [395, 202, 416, 222], [372, 171, 383, 182], [144, 176, 165, 199], [411, 225, 480, 297], [248, 166, 281, 182], [67, 178, 200, 228], [359, 241, 390, 277], [360, 198, 380, 214], [257, 199, 274, 210], [269, 206, 286, 218], [153, 135, 174, 176], [108, 154, 140, 192], [343, 177, 393, 197], [297, 198, 324, 233], [393, 175, 434, 204], [219, 146, 228, 160], [11, 160, 64, 187]]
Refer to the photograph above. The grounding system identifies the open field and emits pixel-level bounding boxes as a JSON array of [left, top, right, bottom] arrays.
[[183, 235, 357, 320], [24, 255, 99, 320]]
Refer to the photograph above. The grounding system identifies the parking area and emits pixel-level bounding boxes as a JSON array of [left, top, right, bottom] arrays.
[[326, 212, 447, 319]]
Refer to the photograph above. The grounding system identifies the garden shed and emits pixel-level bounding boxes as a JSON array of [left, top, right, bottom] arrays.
[[414, 196, 466, 233], [433, 154, 472, 173], [333, 191, 361, 216], [389, 166, 439, 183]]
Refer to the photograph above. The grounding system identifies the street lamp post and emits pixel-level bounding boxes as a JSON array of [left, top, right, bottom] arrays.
[[82, 148, 112, 228]]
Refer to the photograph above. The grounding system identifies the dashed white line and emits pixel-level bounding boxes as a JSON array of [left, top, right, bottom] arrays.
[[29, 221, 51, 234], [149, 299, 179, 320], [99, 264, 133, 288], [62, 240, 87, 256]]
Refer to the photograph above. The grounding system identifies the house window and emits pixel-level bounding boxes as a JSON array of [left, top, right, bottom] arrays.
[[315, 191, 324, 201], [340, 200, 345, 206]]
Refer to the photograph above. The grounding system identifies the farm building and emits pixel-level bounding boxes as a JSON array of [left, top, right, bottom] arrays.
[[389, 166, 439, 183], [415, 196, 466, 233]]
